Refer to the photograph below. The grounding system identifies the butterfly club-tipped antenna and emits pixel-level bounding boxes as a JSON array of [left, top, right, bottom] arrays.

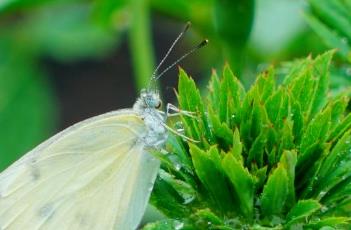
[[148, 22, 209, 92], [154, 39, 208, 82], [148, 22, 191, 91]]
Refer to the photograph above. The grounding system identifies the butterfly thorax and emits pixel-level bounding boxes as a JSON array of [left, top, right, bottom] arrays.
[[133, 89, 167, 148]]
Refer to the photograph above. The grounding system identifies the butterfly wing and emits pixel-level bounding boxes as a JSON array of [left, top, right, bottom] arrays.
[[0, 110, 160, 230]]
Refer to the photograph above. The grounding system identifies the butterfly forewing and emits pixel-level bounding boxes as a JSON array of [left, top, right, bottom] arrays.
[[0, 110, 159, 230]]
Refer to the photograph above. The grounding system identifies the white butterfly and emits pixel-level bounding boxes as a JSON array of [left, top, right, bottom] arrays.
[[0, 22, 207, 230]]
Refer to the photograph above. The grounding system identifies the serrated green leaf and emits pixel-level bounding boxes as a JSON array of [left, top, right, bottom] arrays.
[[222, 154, 254, 218], [247, 129, 268, 168], [328, 111, 351, 142], [277, 118, 294, 159], [158, 169, 197, 205], [190, 209, 224, 226], [231, 128, 243, 162], [252, 166, 267, 191], [214, 64, 245, 127], [290, 100, 304, 145], [265, 87, 289, 129], [178, 68, 213, 147], [189, 144, 235, 213], [151, 177, 190, 218], [280, 150, 297, 209], [261, 164, 289, 216], [321, 176, 351, 207], [289, 68, 315, 116], [208, 107, 233, 148], [329, 95, 349, 129], [305, 216, 351, 229], [307, 131, 351, 202], [208, 69, 222, 113], [283, 56, 313, 86], [166, 134, 194, 177], [285, 199, 321, 225], [299, 106, 331, 158]]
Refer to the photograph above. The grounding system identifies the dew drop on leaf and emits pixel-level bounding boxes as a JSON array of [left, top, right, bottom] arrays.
[[174, 221, 184, 230]]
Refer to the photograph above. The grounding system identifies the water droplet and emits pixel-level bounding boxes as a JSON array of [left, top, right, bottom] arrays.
[[318, 191, 327, 198], [174, 221, 184, 230], [341, 37, 348, 44], [207, 221, 212, 225], [321, 206, 328, 213], [183, 195, 195, 204], [175, 163, 182, 171]]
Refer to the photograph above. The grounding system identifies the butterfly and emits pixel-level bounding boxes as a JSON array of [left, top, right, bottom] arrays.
[[0, 22, 207, 230]]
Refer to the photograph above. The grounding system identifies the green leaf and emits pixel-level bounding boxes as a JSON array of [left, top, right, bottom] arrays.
[[189, 209, 224, 227], [151, 177, 190, 218], [0, 57, 56, 171], [252, 166, 267, 191], [222, 154, 254, 218], [260, 164, 289, 216], [208, 107, 233, 149], [209, 64, 245, 128], [214, 0, 255, 73], [304, 13, 351, 61], [247, 129, 267, 168], [22, 4, 117, 61], [328, 111, 351, 142], [231, 128, 243, 162], [189, 144, 235, 213], [311, 131, 351, 200], [280, 150, 297, 209], [143, 219, 187, 230], [305, 217, 351, 229], [309, 51, 333, 118], [309, 0, 351, 41], [299, 106, 331, 163], [178, 69, 213, 147], [285, 199, 321, 225], [158, 169, 196, 205], [265, 87, 288, 129]]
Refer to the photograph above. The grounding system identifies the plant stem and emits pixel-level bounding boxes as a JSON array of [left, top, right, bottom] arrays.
[[128, 0, 155, 90]]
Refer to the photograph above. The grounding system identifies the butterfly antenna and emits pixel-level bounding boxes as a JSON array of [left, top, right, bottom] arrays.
[[154, 39, 208, 81], [149, 22, 191, 90]]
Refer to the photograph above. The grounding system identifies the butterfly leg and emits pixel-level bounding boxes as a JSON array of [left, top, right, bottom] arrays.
[[161, 123, 199, 143], [166, 103, 197, 119]]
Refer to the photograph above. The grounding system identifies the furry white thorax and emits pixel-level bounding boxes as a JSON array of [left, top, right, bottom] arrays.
[[133, 89, 168, 148]]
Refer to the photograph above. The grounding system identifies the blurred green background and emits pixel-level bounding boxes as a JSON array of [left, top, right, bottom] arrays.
[[1, 0, 351, 171]]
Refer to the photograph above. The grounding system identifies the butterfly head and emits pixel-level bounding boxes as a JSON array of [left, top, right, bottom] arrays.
[[133, 89, 162, 112]]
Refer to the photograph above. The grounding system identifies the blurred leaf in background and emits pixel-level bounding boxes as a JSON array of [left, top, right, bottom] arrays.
[[0, 55, 56, 171], [304, 0, 351, 94], [0, 1, 119, 170]]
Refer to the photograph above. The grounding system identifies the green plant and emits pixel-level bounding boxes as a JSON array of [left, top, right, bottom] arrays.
[[305, 0, 351, 63], [145, 51, 351, 229]]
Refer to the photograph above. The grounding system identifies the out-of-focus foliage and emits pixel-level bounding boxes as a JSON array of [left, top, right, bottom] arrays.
[[146, 51, 351, 229], [304, 0, 351, 95], [305, 0, 351, 63]]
